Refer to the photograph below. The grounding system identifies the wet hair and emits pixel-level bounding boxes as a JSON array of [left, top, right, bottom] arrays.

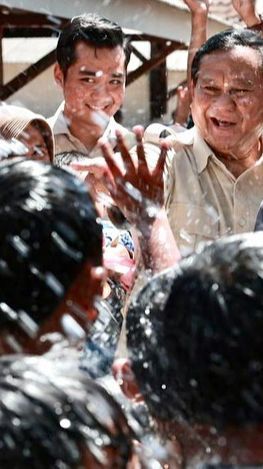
[[127, 232, 263, 429], [0, 158, 102, 330], [0, 354, 134, 468], [56, 13, 130, 77], [191, 28, 263, 84]]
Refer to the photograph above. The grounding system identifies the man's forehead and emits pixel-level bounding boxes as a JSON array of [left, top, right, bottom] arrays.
[[197, 48, 262, 82], [199, 47, 262, 71], [75, 41, 125, 60], [197, 71, 258, 85]]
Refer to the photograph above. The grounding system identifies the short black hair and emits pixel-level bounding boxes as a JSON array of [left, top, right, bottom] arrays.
[[0, 354, 134, 468], [0, 158, 102, 330], [56, 13, 130, 76], [191, 28, 263, 84], [127, 233, 263, 429]]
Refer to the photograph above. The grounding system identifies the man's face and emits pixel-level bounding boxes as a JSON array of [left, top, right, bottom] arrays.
[[191, 47, 263, 157], [55, 41, 126, 130]]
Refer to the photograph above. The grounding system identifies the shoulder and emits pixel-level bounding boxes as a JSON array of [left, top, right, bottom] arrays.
[[145, 123, 194, 167], [48, 102, 66, 133], [110, 119, 136, 150], [144, 123, 194, 151]]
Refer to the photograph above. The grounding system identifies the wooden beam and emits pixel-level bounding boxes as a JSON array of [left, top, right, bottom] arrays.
[[3, 28, 60, 37], [1, 0, 229, 44], [0, 27, 3, 86], [0, 49, 56, 100], [0, 7, 66, 28], [126, 41, 183, 86], [129, 44, 147, 63], [127, 33, 173, 43], [150, 41, 167, 119]]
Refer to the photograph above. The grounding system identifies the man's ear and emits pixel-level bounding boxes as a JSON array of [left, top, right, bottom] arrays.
[[54, 62, 64, 88], [112, 358, 143, 402]]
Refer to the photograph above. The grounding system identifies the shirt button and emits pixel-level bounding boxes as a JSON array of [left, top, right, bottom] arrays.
[[239, 217, 246, 227]]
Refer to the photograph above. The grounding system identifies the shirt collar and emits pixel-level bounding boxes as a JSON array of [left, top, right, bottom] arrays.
[[193, 127, 263, 174], [192, 126, 214, 174], [51, 101, 117, 143]]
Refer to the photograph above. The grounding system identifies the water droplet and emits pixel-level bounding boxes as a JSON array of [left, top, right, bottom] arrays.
[[60, 418, 71, 429]]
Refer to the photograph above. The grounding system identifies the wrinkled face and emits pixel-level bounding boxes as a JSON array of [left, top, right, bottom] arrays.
[[55, 41, 126, 129], [191, 47, 263, 157], [19, 124, 50, 162]]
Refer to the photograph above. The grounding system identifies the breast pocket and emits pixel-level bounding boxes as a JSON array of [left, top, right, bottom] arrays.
[[168, 202, 219, 254]]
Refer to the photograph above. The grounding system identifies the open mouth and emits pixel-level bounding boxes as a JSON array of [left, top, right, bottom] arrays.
[[88, 105, 110, 112], [210, 117, 236, 128]]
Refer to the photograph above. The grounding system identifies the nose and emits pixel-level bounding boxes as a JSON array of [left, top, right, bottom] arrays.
[[90, 82, 112, 105], [214, 91, 237, 109]]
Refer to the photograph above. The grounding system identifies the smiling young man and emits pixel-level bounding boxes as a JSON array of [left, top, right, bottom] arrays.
[[141, 28, 263, 255], [49, 13, 133, 163]]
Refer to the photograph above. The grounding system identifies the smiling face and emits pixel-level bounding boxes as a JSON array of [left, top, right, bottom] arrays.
[[191, 46, 263, 159], [55, 41, 126, 136]]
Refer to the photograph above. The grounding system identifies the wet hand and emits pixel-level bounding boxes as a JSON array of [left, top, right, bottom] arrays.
[[100, 126, 168, 227], [232, 0, 260, 26], [69, 156, 108, 179]]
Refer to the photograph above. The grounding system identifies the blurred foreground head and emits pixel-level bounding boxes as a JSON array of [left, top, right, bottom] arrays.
[[127, 233, 263, 461], [0, 158, 103, 354], [0, 354, 134, 468]]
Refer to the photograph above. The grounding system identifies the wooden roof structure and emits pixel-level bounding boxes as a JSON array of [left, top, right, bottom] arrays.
[[0, 0, 230, 117]]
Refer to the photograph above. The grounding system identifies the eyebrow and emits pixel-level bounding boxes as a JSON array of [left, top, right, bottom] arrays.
[[79, 69, 124, 78], [79, 69, 97, 76], [198, 76, 255, 87]]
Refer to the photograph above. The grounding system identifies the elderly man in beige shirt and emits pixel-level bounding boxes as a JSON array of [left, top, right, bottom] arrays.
[[141, 28, 263, 256]]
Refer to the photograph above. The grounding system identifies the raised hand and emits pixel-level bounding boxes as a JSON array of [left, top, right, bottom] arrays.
[[100, 128, 181, 271], [100, 126, 168, 227], [232, 0, 261, 26]]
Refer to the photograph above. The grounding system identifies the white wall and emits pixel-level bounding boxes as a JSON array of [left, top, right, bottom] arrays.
[[5, 63, 63, 118]]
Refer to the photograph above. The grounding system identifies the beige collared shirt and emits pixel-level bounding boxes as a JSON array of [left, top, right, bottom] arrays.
[[48, 102, 135, 162], [144, 125, 263, 256]]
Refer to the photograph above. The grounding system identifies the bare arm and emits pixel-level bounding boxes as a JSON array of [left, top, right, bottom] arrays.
[[232, 0, 261, 26], [183, 0, 210, 92], [100, 128, 181, 274]]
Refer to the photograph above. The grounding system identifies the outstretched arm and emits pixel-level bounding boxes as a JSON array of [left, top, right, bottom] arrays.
[[232, 0, 261, 27], [184, 0, 210, 92], [100, 127, 181, 273]]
